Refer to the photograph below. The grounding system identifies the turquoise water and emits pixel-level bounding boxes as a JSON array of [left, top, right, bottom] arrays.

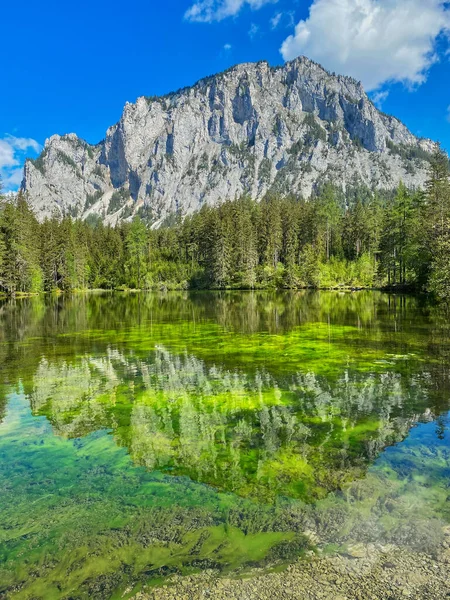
[[0, 291, 449, 598]]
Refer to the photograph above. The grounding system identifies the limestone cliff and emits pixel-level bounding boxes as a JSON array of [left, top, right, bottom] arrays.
[[22, 56, 434, 224]]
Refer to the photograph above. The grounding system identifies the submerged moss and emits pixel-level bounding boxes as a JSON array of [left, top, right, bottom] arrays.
[[0, 291, 450, 598]]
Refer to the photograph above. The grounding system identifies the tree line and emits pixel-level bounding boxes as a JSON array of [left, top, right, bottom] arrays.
[[1, 147, 450, 299]]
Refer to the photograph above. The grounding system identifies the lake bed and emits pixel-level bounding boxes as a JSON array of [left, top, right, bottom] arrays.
[[1, 291, 449, 599]]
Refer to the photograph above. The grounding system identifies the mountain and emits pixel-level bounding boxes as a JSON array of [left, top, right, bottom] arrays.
[[22, 56, 435, 224]]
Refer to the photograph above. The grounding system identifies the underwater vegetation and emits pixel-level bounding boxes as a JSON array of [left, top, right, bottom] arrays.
[[28, 346, 428, 502], [0, 291, 450, 598]]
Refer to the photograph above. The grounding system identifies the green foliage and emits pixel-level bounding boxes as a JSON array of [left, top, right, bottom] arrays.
[[386, 139, 434, 163], [92, 165, 103, 177], [40, 216, 90, 291], [258, 158, 272, 183], [85, 213, 103, 228], [315, 254, 376, 288], [122, 204, 135, 219], [352, 136, 363, 150], [272, 115, 283, 136], [108, 187, 130, 215], [125, 217, 148, 289], [29, 148, 48, 175], [0, 192, 43, 295], [428, 233, 450, 300], [423, 146, 450, 298], [287, 139, 304, 156], [137, 204, 155, 224], [85, 189, 103, 210], [378, 182, 424, 287], [303, 113, 327, 144], [56, 150, 79, 172], [1, 156, 450, 296], [1, 291, 450, 597], [313, 183, 344, 261]]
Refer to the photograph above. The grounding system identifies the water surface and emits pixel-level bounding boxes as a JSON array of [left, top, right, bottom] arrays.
[[1, 291, 449, 599]]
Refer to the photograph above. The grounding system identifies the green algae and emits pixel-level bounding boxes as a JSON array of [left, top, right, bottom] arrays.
[[0, 394, 308, 599], [1, 291, 450, 598], [25, 348, 422, 501]]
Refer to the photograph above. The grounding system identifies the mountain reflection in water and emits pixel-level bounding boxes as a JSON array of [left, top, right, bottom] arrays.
[[0, 291, 449, 599], [29, 346, 430, 501]]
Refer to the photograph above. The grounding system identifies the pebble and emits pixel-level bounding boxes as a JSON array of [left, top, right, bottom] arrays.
[[133, 544, 450, 600]]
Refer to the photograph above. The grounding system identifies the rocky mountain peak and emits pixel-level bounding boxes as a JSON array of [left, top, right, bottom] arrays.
[[22, 56, 435, 224]]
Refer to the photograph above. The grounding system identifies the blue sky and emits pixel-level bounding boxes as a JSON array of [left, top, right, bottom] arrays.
[[2, 0, 450, 191]]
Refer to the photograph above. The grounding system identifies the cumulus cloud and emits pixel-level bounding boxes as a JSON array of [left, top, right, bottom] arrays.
[[280, 0, 450, 91], [0, 135, 41, 192], [224, 43, 232, 50], [185, 0, 276, 23]]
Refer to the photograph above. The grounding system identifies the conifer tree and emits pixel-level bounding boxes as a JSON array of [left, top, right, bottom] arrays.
[[260, 196, 282, 269], [232, 198, 258, 288], [16, 191, 43, 292], [125, 217, 148, 289], [1, 173, 450, 297], [0, 177, 5, 289], [0, 193, 43, 294], [314, 183, 343, 261], [425, 146, 450, 299], [425, 145, 450, 241], [280, 198, 300, 286]]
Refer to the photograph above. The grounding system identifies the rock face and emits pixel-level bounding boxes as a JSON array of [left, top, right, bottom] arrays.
[[22, 56, 435, 224]]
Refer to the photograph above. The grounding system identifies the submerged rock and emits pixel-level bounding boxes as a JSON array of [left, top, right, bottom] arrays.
[[134, 545, 450, 600]]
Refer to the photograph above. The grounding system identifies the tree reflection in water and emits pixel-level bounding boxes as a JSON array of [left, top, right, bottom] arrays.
[[0, 291, 449, 598]]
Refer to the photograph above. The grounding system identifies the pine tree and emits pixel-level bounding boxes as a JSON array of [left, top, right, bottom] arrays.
[[314, 184, 343, 261], [232, 198, 258, 288], [429, 234, 450, 300], [125, 217, 148, 289], [0, 200, 20, 295], [0, 193, 43, 295], [260, 196, 283, 269], [425, 145, 450, 241], [280, 198, 300, 286], [16, 192, 43, 292], [92, 225, 124, 289], [40, 215, 74, 291], [425, 146, 450, 299], [40, 217, 60, 291], [0, 177, 5, 288]]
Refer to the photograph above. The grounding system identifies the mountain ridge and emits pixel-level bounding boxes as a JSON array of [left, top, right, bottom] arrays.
[[22, 55, 435, 224]]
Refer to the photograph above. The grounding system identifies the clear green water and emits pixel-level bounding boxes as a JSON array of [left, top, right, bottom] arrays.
[[1, 291, 450, 599]]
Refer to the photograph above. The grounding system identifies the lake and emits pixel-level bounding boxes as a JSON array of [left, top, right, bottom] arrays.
[[1, 291, 449, 599]]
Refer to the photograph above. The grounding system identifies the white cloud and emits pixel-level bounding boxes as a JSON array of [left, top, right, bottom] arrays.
[[248, 22, 260, 38], [0, 135, 41, 192], [3, 168, 25, 190], [224, 43, 232, 50], [270, 11, 295, 30], [286, 10, 295, 28], [280, 0, 450, 91], [185, 0, 276, 23], [371, 90, 389, 108], [271, 11, 282, 28]]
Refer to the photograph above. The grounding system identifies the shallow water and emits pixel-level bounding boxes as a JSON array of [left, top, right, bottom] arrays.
[[0, 291, 449, 599]]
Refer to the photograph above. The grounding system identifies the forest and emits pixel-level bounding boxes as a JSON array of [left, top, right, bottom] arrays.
[[1, 147, 450, 299]]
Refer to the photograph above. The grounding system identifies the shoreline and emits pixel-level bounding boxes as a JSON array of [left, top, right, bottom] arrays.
[[133, 541, 450, 600], [0, 286, 427, 299]]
